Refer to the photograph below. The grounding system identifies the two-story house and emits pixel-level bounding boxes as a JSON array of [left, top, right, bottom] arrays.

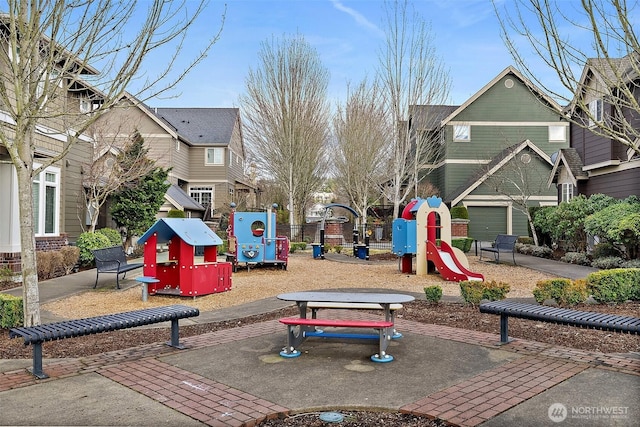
[[413, 66, 570, 241], [548, 53, 640, 200], [0, 66, 99, 273], [95, 100, 256, 228]]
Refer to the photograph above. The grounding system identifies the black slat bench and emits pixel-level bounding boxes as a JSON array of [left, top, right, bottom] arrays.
[[9, 305, 199, 378], [479, 300, 640, 344], [479, 234, 518, 265], [91, 246, 144, 289]]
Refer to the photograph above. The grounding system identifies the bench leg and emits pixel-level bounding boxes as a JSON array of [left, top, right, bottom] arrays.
[[166, 319, 186, 349], [30, 342, 48, 379], [371, 327, 393, 363], [499, 314, 513, 344], [280, 325, 307, 358], [94, 271, 99, 289]]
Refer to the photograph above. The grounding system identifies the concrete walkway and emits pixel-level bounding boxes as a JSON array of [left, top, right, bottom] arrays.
[[0, 254, 637, 426]]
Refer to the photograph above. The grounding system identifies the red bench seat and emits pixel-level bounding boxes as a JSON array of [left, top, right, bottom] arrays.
[[279, 317, 393, 329]]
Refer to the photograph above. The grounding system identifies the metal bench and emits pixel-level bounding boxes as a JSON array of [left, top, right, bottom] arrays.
[[479, 234, 518, 265], [279, 317, 395, 363], [479, 300, 640, 344], [91, 246, 144, 289], [9, 305, 200, 378]]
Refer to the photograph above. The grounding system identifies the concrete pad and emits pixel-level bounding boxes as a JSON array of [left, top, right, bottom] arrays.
[[0, 372, 204, 426], [0, 359, 33, 373], [483, 368, 640, 426], [161, 331, 519, 411]]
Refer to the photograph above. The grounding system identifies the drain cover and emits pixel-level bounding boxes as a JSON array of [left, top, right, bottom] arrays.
[[319, 412, 344, 423]]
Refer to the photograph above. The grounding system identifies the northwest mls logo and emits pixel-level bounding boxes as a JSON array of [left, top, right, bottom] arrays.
[[548, 403, 568, 423]]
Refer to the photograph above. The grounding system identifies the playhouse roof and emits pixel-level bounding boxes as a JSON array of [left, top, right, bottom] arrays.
[[137, 218, 223, 246]]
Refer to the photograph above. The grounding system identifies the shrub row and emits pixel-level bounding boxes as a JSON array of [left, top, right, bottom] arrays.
[[586, 268, 640, 303], [0, 293, 23, 328], [36, 246, 80, 280], [533, 268, 640, 305], [533, 278, 588, 306], [76, 228, 122, 266], [459, 280, 510, 304]]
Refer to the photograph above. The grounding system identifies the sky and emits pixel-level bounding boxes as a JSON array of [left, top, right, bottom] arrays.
[[138, 0, 600, 109]]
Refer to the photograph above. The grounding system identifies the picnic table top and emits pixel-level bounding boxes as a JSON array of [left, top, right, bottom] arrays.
[[277, 291, 415, 305]]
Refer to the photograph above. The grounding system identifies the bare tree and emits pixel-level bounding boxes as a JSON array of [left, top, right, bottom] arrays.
[[241, 34, 331, 227], [483, 142, 554, 246], [494, 0, 640, 156], [377, 0, 451, 219], [332, 79, 391, 223], [83, 122, 159, 232], [0, 1, 224, 326]]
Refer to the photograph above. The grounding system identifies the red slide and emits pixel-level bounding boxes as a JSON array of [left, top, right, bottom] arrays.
[[426, 240, 484, 282]]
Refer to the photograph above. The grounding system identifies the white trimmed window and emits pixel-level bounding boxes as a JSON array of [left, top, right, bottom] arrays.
[[549, 125, 566, 142], [560, 183, 574, 203], [205, 147, 224, 165], [453, 124, 470, 142], [190, 186, 214, 217], [588, 99, 603, 127], [33, 166, 60, 236]]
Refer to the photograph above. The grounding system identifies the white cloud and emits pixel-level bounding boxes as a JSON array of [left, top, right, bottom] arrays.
[[329, 0, 385, 38]]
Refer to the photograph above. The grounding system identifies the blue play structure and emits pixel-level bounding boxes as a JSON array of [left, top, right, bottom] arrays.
[[224, 203, 289, 272]]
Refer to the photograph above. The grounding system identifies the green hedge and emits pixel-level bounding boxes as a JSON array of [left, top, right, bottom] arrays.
[[532, 278, 588, 306], [451, 238, 474, 253], [459, 280, 510, 304], [586, 268, 640, 303], [0, 293, 23, 328]]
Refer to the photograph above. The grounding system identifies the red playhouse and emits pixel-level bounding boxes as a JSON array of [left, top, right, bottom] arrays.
[[137, 218, 232, 297]]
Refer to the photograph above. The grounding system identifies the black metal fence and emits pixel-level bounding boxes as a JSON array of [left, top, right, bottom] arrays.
[[276, 222, 393, 250]]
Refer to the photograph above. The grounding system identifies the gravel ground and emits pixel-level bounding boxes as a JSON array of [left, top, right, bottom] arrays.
[[40, 251, 556, 318]]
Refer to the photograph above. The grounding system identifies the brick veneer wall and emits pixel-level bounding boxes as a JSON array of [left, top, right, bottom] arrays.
[[451, 219, 469, 238], [1, 234, 69, 274]]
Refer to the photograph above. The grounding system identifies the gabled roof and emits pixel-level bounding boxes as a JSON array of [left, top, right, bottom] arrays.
[[440, 66, 563, 126], [410, 105, 458, 130], [547, 148, 589, 188], [165, 184, 205, 212], [137, 218, 222, 246], [448, 139, 553, 206], [566, 52, 640, 115], [153, 108, 240, 146]]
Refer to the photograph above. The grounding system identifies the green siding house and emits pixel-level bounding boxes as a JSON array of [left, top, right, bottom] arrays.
[[414, 66, 569, 241]]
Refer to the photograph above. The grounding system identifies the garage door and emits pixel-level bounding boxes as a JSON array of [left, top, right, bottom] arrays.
[[467, 206, 507, 242]]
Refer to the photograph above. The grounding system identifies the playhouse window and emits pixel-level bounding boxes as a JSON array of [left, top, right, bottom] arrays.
[[251, 220, 265, 237]]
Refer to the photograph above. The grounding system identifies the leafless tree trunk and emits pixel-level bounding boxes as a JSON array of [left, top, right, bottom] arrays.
[[332, 80, 391, 223], [494, 0, 640, 156], [241, 34, 330, 229], [0, 1, 224, 326], [377, 0, 451, 219]]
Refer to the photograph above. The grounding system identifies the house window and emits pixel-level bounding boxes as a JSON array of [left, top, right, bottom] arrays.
[[453, 124, 470, 142], [588, 99, 603, 127], [190, 186, 213, 206], [560, 183, 574, 203], [548, 125, 566, 142], [205, 148, 224, 165], [33, 166, 60, 236]]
